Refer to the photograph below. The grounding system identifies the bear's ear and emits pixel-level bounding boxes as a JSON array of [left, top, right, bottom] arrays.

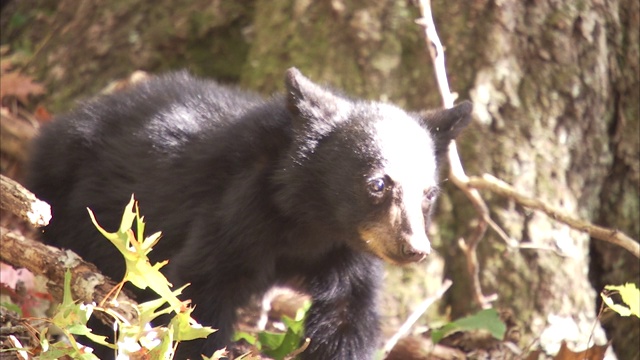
[[284, 68, 350, 134], [420, 101, 473, 159]]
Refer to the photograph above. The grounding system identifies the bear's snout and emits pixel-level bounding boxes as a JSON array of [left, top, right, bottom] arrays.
[[400, 233, 430, 262], [401, 239, 431, 262], [396, 200, 431, 262], [400, 243, 427, 262]]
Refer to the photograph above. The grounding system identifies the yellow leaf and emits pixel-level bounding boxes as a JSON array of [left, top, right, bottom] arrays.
[[604, 283, 639, 317], [601, 293, 632, 316]]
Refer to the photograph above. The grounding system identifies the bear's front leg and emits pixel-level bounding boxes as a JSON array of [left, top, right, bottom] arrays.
[[301, 249, 383, 360]]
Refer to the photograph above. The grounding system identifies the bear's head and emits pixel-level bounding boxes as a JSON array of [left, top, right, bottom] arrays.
[[275, 68, 472, 265]]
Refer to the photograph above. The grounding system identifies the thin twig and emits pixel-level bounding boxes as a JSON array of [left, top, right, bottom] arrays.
[[467, 174, 640, 258], [383, 279, 453, 355], [416, 0, 498, 308], [286, 338, 311, 360]]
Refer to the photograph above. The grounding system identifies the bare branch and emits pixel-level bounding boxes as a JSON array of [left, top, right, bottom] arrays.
[[383, 279, 452, 356], [467, 174, 640, 258], [0, 174, 51, 227], [385, 336, 466, 360], [415, 2, 454, 108], [416, 0, 498, 308]]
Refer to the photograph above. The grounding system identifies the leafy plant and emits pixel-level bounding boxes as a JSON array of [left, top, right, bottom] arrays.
[[37, 196, 217, 359], [431, 308, 506, 344], [39, 270, 112, 360], [234, 300, 311, 360]]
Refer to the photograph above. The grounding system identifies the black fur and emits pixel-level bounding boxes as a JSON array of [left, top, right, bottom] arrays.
[[27, 68, 471, 359]]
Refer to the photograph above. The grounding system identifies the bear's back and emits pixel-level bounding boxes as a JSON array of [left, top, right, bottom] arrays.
[[26, 73, 286, 277], [27, 72, 266, 205]]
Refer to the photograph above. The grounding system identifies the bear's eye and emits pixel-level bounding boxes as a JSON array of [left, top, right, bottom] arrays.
[[367, 177, 387, 194]]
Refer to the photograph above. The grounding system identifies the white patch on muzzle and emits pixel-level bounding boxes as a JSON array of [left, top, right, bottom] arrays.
[[373, 104, 438, 258]]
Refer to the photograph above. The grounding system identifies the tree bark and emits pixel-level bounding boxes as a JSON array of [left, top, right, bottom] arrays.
[[435, 1, 639, 358]]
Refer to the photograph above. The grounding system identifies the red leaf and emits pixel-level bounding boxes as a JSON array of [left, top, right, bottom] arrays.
[[0, 71, 46, 104], [554, 340, 609, 360], [34, 105, 53, 122]]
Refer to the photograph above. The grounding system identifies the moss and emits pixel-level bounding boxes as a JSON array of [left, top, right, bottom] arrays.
[[240, 0, 364, 94], [180, 22, 251, 81]]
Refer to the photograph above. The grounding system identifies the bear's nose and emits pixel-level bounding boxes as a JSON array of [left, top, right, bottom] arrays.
[[401, 243, 428, 262]]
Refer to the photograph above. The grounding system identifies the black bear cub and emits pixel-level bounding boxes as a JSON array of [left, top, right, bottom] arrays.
[[27, 68, 472, 359]]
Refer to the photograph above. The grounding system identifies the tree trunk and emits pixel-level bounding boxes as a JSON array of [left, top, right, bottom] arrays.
[[435, 1, 639, 358], [1, 0, 637, 358]]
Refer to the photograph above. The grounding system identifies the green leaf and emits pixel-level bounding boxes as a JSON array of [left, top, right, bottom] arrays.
[[37, 341, 84, 360], [281, 316, 303, 335], [48, 270, 115, 351], [603, 283, 640, 317], [233, 331, 259, 347], [86, 196, 219, 356], [146, 328, 174, 360], [232, 300, 310, 360], [431, 308, 506, 343], [0, 302, 22, 316], [202, 348, 230, 360], [137, 284, 188, 326], [40, 274, 110, 358], [260, 330, 303, 360], [260, 302, 311, 359], [88, 197, 182, 312], [170, 307, 216, 342], [258, 331, 285, 350], [280, 300, 311, 335]]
